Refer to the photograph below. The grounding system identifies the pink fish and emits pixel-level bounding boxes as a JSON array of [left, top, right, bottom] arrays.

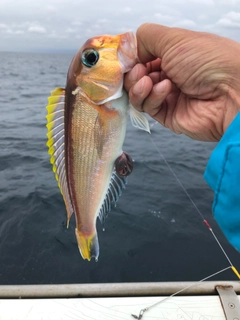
[[46, 32, 150, 261]]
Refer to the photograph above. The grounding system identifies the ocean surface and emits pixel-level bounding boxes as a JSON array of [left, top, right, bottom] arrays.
[[0, 51, 239, 285]]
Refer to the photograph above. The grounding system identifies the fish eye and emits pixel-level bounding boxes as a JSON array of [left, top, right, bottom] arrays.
[[81, 49, 99, 68]]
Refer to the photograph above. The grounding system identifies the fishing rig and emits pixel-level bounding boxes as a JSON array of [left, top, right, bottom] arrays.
[[131, 121, 240, 320]]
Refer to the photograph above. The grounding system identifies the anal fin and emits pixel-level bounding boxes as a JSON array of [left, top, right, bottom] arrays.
[[98, 170, 127, 225]]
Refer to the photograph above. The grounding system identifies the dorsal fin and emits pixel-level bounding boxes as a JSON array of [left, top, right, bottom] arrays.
[[98, 171, 127, 226], [46, 88, 74, 225]]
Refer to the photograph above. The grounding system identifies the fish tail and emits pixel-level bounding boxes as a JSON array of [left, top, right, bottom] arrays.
[[75, 229, 99, 262]]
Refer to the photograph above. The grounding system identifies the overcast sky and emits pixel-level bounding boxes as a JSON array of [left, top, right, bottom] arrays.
[[0, 0, 240, 53]]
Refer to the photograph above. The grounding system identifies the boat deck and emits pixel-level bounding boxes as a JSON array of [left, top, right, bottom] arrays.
[[0, 281, 239, 319]]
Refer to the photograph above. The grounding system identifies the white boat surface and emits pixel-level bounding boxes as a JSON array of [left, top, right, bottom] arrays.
[[0, 281, 239, 319]]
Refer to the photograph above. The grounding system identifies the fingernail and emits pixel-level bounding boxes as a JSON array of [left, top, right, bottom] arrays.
[[133, 78, 144, 95]]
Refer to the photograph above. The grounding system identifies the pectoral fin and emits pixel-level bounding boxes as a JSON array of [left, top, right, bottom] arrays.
[[129, 104, 150, 133]]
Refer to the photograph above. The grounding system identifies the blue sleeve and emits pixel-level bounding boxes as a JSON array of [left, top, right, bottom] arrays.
[[204, 112, 240, 251]]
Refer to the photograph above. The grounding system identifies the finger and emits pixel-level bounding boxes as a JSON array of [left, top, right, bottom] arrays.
[[147, 70, 170, 86], [146, 58, 161, 73], [124, 63, 147, 92], [128, 76, 153, 112], [148, 71, 161, 85], [141, 79, 172, 119]]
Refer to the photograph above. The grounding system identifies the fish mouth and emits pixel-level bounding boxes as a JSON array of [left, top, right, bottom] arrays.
[[118, 31, 138, 73]]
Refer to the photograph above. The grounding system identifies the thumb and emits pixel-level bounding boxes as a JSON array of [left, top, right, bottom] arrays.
[[136, 23, 192, 64]]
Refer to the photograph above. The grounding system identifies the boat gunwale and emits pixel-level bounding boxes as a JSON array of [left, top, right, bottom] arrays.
[[0, 281, 239, 298]]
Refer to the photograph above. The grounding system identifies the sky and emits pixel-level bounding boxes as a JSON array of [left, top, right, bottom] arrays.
[[0, 0, 240, 53]]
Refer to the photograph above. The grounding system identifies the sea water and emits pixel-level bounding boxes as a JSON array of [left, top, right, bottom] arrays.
[[0, 52, 239, 285]]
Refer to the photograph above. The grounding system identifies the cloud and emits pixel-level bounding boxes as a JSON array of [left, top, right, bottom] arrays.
[[217, 18, 240, 28], [0, 23, 24, 35], [46, 4, 58, 12], [176, 19, 196, 28], [194, 0, 214, 5], [154, 13, 174, 23], [198, 14, 208, 20], [66, 27, 76, 34], [0, 0, 240, 52], [15, 30, 24, 34], [216, 11, 240, 28], [121, 6, 132, 13], [173, 0, 214, 5], [28, 25, 46, 33], [224, 11, 240, 21], [71, 21, 83, 26], [219, 0, 239, 4], [48, 31, 66, 39], [0, 23, 7, 29], [97, 18, 108, 24]]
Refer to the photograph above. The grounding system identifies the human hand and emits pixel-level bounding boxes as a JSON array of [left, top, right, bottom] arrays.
[[124, 23, 240, 141]]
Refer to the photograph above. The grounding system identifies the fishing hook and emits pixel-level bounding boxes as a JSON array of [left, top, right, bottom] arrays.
[[131, 308, 148, 319]]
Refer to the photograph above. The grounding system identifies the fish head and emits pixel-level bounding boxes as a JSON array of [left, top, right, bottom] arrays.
[[67, 31, 138, 104]]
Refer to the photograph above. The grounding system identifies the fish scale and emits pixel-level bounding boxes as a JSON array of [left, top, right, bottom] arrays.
[[70, 98, 100, 227], [70, 96, 127, 259]]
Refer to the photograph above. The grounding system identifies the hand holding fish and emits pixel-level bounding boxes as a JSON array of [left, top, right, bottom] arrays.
[[124, 23, 240, 141]]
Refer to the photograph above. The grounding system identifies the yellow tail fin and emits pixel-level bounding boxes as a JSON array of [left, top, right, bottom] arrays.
[[75, 229, 99, 262]]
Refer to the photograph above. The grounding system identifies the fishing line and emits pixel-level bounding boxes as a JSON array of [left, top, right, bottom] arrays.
[[131, 122, 240, 319], [149, 133, 234, 266], [149, 131, 237, 266], [131, 266, 232, 319]]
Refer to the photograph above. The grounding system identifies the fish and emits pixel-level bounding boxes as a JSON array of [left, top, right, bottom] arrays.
[[46, 32, 150, 261]]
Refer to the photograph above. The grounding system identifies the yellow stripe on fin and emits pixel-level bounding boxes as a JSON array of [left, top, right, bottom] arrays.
[[51, 88, 65, 96], [46, 103, 59, 113], [46, 87, 74, 224]]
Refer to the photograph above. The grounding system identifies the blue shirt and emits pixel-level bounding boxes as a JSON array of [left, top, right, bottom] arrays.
[[204, 112, 240, 251]]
